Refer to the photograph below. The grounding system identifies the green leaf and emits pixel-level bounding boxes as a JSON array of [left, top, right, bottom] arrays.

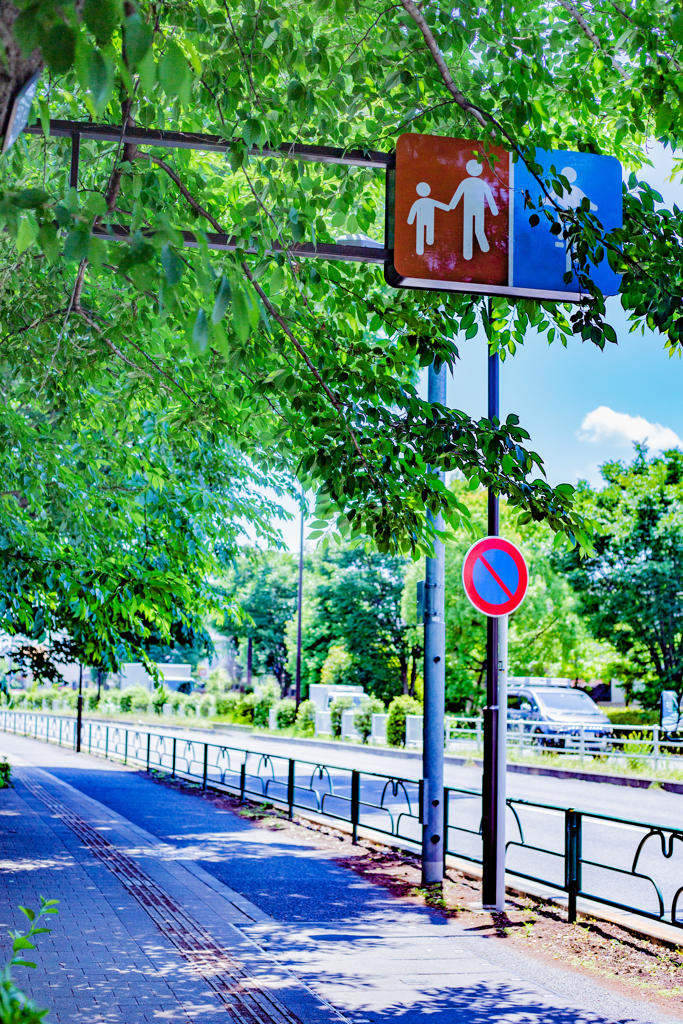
[[211, 275, 231, 324], [16, 214, 38, 254], [43, 23, 77, 74], [83, 0, 122, 44], [87, 49, 115, 114], [12, 937, 36, 952], [63, 228, 90, 262], [11, 959, 36, 969], [672, 12, 683, 42], [192, 308, 209, 352], [137, 47, 157, 95], [656, 102, 674, 134], [12, 6, 44, 56], [18, 906, 35, 922], [158, 41, 191, 105], [37, 223, 59, 264], [84, 193, 108, 218], [124, 13, 153, 69], [232, 287, 251, 342], [269, 265, 285, 294], [242, 118, 262, 148], [161, 244, 183, 286]]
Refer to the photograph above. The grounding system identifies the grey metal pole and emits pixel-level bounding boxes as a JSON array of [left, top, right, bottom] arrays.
[[482, 342, 506, 910], [295, 501, 304, 708], [496, 614, 508, 907], [422, 359, 446, 885]]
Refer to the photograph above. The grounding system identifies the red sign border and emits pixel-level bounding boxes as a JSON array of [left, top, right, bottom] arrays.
[[462, 537, 528, 617]]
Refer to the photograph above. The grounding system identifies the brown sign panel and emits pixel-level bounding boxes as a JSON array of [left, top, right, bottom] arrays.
[[391, 133, 510, 290]]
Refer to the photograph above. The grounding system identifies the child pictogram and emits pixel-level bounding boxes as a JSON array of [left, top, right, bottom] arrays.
[[407, 182, 450, 256], [448, 160, 499, 260]]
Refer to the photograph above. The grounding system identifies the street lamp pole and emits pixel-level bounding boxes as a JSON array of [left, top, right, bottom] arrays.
[[295, 501, 304, 708], [422, 358, 446, 885]]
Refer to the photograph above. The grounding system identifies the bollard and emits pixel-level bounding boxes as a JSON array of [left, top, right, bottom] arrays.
[[105, 726, 109, 761], [239, 762, 246, 801], [172, 737, 176, 778], [146, 733, 151, 772], [287, 759, 295, 819], [442, 787, 449, 873], [124, 730, 128, 765], [202, 744, 208, 790], [565, 808, 582, 923], [351, 770, 360, 844]]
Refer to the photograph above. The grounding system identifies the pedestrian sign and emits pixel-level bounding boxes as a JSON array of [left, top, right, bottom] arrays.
[[386, 134, 622, 302], [462, 537, 528, 617]]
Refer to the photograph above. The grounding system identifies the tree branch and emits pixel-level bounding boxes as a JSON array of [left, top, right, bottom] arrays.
[[557, 0, 630, 81], [398, 0, 488, 127], [137, 151, 223, 232]]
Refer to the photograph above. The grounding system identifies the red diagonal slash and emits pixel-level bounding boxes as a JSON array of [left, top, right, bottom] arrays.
[[479, 554, 514, 600]]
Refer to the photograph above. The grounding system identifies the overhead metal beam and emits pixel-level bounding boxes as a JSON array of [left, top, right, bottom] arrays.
[[24, 119, 391, 169], [92, 224, 390, 264]]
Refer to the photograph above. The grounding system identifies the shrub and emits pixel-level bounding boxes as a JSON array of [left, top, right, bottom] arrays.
[[606, 708, 658, 726], [296, 699, 317, 736], [354, 696, 385, 744], [329, 696, 353, 738], [87, 690, 99, 711], [386, 696, 423, 747], [170, 692, 184, 714], [274, 698, 297, 729], [119, 691, 132, 713], [151, 688, 168, 715], [11, 692, 26, 708], [199, 697, 211, 718], [253, 682, 279, 728], [215, 693, 240, 718], [0, 760, 11, 788]]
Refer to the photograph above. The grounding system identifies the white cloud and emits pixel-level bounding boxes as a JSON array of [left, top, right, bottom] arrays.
[[577, 406, 682, 450]]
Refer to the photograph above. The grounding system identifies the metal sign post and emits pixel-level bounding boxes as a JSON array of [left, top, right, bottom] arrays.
[[422, 358, 446, 885]]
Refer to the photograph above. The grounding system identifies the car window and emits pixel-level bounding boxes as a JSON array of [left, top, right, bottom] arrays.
[[507, 694, 521, 710], [537, 690, 597, 711]]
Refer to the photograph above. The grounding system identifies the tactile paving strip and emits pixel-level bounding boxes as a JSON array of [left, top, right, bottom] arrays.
[[20, 773, 303, 1024]]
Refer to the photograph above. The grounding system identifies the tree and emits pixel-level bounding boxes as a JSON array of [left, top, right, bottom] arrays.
[[0, 0, 600, 610], [560, 449, 683, 709], [288, 543, 421, 705], [219, 551, 298, 695]]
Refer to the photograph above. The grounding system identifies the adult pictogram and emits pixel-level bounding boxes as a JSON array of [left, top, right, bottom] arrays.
[[462, 537, 528, 617]]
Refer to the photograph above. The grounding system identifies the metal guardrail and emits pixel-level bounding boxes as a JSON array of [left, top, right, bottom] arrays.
[[3, 710, 682, 930]]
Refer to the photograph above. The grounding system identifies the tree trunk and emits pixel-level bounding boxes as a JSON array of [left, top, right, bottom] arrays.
[[400, 655, 408, 695], [246, 637, 252, 690], [0, 3, 43, 137]]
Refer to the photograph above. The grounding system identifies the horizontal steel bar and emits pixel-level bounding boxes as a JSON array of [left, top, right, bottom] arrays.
[[93, 224, 390, 263], [24, 119, 392, 168]]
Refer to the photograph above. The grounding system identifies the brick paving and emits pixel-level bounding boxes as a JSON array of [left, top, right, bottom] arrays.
[[0, 759, 338, 1024]]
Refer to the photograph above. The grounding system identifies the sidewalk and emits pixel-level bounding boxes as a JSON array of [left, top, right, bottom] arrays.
[[0, 733, 680, 1024]]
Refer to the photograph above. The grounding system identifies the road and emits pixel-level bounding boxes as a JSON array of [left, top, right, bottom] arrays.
[[5, 711, 683, 926]]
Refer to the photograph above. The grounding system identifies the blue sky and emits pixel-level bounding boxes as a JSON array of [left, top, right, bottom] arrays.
[[254, 144, 683, 551]]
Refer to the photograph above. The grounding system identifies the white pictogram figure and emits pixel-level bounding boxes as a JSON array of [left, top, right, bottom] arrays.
[[449, 160, 499, 260], [544, 166, 597, 272], [407, 182, 450, 255]]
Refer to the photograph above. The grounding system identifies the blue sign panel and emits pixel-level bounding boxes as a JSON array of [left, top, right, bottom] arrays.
[[512, 150, 622, 296], [472, 548, 519, 606]]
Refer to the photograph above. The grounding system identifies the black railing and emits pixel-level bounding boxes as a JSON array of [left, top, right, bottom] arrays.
[[3, 710, 682, 931]]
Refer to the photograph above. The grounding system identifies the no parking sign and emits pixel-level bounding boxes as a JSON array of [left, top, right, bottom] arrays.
[[462, 537, 528, 617]]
